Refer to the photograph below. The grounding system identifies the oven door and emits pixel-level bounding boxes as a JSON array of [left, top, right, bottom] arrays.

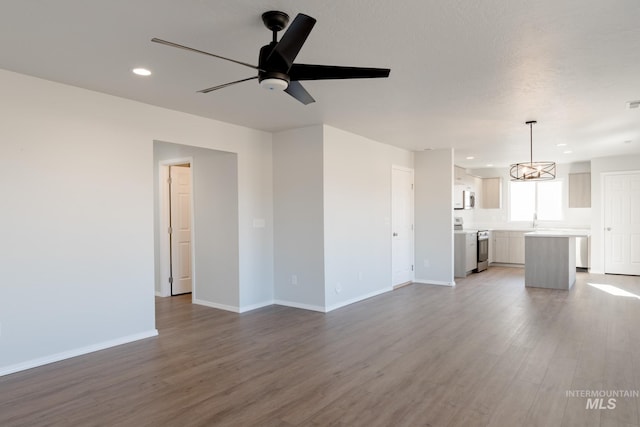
[[477, 235, 489, 271]]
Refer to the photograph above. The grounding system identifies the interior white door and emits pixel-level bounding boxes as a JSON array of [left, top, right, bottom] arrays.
[[392, 167, 414, 286], [170, 165, 193, 295], [604, 172, 640, 275]]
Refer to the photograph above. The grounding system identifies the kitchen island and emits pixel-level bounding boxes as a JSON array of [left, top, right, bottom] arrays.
[[524, 230, 589, 290]]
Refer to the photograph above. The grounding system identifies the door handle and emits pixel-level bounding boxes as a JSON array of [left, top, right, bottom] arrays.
[[393, 232, 398, 237], [606, 227, 612, 231]]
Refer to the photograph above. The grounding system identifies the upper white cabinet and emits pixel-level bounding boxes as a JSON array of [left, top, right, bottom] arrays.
[[454, 166, 467, 184], [454, 165, 474, 188], [481, 177, 502, 209], [569, 172, 591, 208]]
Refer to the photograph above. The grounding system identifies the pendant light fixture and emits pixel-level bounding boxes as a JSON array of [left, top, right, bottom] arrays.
[[510, 120, 556, 181]]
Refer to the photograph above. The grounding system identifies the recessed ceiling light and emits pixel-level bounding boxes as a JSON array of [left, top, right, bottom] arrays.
[[132, 68, 152, 76], [556, 143, 567, 147], [466, 156, 475, 160], [486, 163, 494, 167], [563, 150, 573, 154]]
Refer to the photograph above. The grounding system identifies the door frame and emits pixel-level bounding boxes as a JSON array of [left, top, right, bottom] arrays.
[[601, 170, 640, 275], [391, 165, 415, 287], [158, 157, 196, 298]]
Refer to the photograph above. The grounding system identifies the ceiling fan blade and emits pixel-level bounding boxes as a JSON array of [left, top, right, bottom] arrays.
[[284, 81, 315, 105], [266, 14, 316, 70], [151, 38, 263, 71], [197, 76, 258, 93], [289, 64, 391, 81]]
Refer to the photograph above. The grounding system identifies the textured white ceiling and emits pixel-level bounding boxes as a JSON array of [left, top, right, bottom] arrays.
[[1, 0, 639, 168]]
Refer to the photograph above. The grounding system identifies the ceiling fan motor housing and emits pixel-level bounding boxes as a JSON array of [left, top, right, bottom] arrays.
[[258, 42, 290, 89]]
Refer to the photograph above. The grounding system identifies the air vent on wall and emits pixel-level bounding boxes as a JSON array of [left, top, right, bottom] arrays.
[[627, 100, 640, 109]]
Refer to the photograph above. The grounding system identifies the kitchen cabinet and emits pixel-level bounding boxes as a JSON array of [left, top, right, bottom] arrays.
[[454, 165, 477, 188], [569, 172, 591, 208], [454, 166, 468, 184], [466, 233, 477, 271], [492, 231, 526, 264], [524, 231, 587, 289], [493, 231, 510, 263], [481, 177, 502, 209], [455, 232, 477, 277], [510, 232, 525, 264]]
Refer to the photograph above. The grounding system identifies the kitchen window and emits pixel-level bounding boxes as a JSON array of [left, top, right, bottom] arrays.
[[509, 180, 563, 221]]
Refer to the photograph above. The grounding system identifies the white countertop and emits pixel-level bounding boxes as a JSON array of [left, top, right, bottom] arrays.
[[454, 229, 478, 234], [524, 230, 590, 238]]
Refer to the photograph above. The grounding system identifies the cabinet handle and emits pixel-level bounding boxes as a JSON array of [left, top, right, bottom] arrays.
[[606, 227, 612, 231]]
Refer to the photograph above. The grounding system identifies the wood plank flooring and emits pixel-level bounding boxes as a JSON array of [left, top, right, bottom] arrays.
[[1, 267, 640, 426]]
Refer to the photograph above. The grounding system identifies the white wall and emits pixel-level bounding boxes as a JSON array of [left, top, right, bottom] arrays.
[[322, 125, 413, 311], [272, 126, 326, 311], [238, 136, 274, 310], [414, 149, 455, 286], [590, 154, 640, 273], [153, 141, 240, 309], [0, 69, 273, 374], [272, 125, 413, 312]]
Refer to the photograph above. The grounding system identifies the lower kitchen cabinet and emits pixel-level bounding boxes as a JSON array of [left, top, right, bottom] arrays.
[[493, 232, 510, 263], [492, 231, 526, 264], [455, 232, 477, 277]]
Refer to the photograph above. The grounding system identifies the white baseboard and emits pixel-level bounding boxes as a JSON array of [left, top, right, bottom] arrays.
[[274, 287, 396, 313], [0, 330, 158, 377], [188, 298, 275, 314], [273, 299, 326, 313], [238, 300, 274, 313], [414, 279, 455, 287], [325, 287, 393, 312], [193, 298, 240, 313]]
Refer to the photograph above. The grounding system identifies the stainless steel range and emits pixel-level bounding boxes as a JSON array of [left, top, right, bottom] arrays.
[[477, 230, 489, 272]]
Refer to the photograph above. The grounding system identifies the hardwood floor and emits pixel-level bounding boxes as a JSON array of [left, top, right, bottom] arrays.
[[1, 267, 640, 426]]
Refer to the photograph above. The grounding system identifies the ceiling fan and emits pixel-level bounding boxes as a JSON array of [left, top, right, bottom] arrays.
[[151, 11, 391, 105]]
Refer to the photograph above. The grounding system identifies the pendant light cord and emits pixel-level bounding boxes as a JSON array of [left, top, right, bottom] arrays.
[[530, 121, 533, 166], [525, 120, 537, 166]]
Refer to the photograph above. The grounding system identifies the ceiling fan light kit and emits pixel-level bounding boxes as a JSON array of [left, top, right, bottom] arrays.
[[152, 10, 390, 105], [510, 120, 556, 181], [260, 77, 289, 91]]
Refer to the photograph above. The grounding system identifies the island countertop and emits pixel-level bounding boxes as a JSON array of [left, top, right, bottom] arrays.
[[524, 230, 590, 238]]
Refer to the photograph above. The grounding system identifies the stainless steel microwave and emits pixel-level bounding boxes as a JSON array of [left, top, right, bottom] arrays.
[[454, 186, 475, 210]]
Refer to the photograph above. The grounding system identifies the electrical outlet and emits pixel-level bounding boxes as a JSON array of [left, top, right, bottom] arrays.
[[291, 275, 298, 285], [358, 272, 363, 281], [424, 259, 430, 268], [335, 282, 342, 294]]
